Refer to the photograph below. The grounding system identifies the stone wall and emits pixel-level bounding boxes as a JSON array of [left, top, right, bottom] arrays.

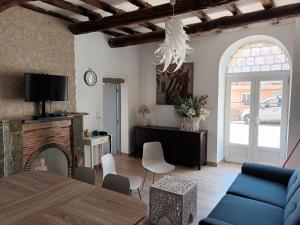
[[0, 6, 76, 119]]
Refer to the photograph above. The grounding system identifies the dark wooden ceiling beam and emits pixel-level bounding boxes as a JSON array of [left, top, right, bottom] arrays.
[[70, 0, 239, 35], [0, 0, 33, 12], [20, 2, 78, 22], [127, 0, 152, 9], [125, 0, 162, 31], [108, 3, 300, 48], [102, 30, 125, 37], [80, 0, 161, 31], [194, 10, 211, 22], [225, 3, 241, 15], [260, 0, 275, 9], [117, 26, 139, 34], [80, 0, 122, 14], [41, 0, 101, 20]]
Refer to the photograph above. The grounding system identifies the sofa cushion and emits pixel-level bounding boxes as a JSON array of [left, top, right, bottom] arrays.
[[227, 173, 287, 208], [284, 188, 300, 225], [287, 167, 300, 203], [207, 194, 284, 225], [242, 163, 294, 185]]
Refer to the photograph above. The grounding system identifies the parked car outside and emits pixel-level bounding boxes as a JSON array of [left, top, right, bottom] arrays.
[[240, 96, 282, 124]]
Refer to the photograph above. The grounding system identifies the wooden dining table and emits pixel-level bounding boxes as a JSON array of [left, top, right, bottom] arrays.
[[0, 171, 147, 225]]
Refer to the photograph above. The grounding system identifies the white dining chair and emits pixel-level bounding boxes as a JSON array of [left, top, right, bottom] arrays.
[[142, 142, 175, 190], [101, 153, 142, 200]]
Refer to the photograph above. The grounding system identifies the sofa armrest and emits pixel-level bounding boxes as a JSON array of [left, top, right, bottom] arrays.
[[199, 218, 233, 225], [242, 162, 294, 185]]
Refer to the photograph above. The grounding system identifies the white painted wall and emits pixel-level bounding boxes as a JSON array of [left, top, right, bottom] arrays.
[[74, 19, 300, 168], [138, 19, 299, 165], [75, 32, 140, 166], [286, 18, 300, 169]]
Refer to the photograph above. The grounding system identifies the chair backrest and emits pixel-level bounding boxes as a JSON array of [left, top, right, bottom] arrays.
[[142, 142, 166, 166], [101, 153, 117, 180], [73, 167, 96, 185], [102, 174, 130, 196]]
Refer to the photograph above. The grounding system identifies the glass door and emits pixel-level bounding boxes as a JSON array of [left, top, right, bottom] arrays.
[[253, 77, 289, 165], [225, 78, 254, 163], [225, 76, 289, 166]]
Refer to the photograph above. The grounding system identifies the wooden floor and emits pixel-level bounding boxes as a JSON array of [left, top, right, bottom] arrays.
[[96, 156, 241, 225]]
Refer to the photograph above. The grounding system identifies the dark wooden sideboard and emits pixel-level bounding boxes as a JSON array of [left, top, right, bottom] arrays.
[[134, 126, 207, 170]]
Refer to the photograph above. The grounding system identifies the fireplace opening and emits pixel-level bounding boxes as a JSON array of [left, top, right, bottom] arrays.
[[30, 148, 68, 177], [24, 143, 72, 177]]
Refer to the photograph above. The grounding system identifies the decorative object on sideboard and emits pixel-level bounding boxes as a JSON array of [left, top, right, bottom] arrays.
[[138, 105, 151, 126], [155, 0, 192, 72], [174, 95, 210, 132], [84, 69, 97, 86], [156, 63, 193, 105], [84, 129, 91, 138]]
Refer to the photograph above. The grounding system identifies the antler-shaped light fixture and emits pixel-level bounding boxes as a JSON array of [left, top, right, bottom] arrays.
[[155, 0, 192, 72]]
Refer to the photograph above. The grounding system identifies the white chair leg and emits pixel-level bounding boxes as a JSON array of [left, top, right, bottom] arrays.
[[142, 170, 148, 190]]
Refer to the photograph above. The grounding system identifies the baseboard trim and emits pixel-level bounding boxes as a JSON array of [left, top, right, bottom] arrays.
[[206, 161, 218, 167], [206, 159, 225, 167], [120, 152, 133, 157]]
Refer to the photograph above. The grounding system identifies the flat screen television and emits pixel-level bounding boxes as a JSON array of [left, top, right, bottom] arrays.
[[24, 73, 68, 102], [24, 73, 68, 117]]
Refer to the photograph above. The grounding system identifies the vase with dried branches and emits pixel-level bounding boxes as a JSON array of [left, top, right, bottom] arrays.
[[138, 105, 151, 126], [174, 96, 209, 132]]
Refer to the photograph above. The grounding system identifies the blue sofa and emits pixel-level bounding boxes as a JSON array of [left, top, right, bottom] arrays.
[[199, 163, 300, 225]]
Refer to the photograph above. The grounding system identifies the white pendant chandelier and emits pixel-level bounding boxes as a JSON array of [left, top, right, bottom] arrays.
[[155, 0, 192, 72]]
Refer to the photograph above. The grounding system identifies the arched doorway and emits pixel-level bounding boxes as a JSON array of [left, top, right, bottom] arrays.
[[223, 38, 291, 166]]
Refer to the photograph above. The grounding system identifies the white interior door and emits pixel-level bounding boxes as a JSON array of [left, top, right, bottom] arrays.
[[225, 73, 289, 166], [103, 84, 121, 155]]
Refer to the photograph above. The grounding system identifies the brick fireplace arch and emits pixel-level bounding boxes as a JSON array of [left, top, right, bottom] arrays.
[[24, 143, 73, 177]]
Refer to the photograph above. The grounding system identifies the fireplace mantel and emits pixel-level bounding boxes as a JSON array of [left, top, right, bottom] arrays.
[[0, 114, 86, 177]]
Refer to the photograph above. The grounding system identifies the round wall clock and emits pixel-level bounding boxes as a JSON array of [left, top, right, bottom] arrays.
[[84, 69, 97, 86]]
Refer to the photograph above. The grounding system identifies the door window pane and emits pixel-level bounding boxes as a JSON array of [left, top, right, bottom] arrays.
[[229, 81, 251, 145], [257, 81, 283, 148]]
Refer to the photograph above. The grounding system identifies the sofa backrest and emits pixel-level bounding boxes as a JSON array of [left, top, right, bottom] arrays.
[[285, 168, 300, 225], [287, 167, 300, 203]]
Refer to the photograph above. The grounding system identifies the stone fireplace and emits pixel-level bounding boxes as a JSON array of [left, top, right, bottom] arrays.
[[0, 114, 85, 177]]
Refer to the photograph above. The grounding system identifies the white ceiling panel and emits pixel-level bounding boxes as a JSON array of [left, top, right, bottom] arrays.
[[237, 0, 264, 13], [114, 2, 139, 11], [275, 0, 300, 6], [205, 7, 232, 19]]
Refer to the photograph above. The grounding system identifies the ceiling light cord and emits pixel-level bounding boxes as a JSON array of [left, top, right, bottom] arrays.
[[170, 0, 175, 17]]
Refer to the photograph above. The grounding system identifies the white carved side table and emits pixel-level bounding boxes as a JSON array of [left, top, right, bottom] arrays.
[[149, 176, 197, 225]]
